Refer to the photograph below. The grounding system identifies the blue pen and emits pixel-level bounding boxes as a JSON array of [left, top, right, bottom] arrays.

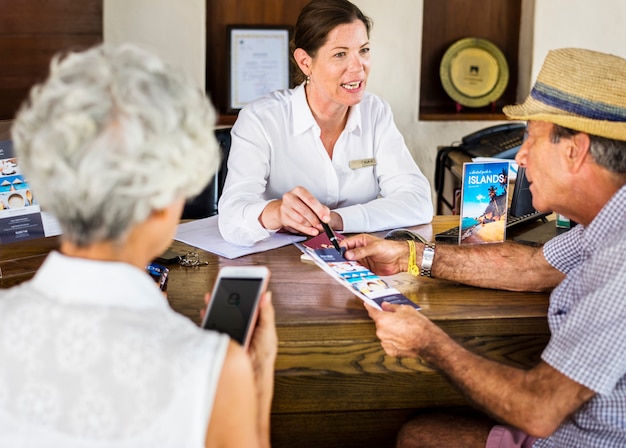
[[321, 222, 342, 253]]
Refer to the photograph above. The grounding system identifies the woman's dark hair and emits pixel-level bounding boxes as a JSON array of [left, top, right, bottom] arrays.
[[291, 0, 373, 85]]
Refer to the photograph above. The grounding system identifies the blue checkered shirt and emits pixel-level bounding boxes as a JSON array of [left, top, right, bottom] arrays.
[[533, 185, 626, 447]]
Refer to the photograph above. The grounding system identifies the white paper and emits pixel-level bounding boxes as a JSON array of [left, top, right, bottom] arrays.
[[174, 215, 306, 259], [42, 211, 62, 237]]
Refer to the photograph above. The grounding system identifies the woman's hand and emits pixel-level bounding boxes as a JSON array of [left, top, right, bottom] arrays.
[[259, 186, 332, 236], [201, 290, 277, 438], [247, 292, 277, 437], [248, 291, 277, 384]]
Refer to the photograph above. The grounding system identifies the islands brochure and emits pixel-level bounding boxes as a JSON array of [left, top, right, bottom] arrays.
[[459, 160, 510, 245], [294, 241, 420, 311]]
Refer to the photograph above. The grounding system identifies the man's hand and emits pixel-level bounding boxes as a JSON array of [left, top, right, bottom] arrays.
[[342, 234, 409, 276], [364, 302, 435, 358]]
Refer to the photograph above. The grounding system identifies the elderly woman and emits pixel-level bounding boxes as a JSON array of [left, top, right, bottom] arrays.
[[0, 44, 276, 448], [218, 0, 433, 247]]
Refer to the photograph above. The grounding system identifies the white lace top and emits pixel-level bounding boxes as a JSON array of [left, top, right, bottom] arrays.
[[0, 251, 229, 448]]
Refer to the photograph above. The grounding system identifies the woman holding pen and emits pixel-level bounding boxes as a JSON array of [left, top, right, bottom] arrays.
[[218, 0, 433, 247]]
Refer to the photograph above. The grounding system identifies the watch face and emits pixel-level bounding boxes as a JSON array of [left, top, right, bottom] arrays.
[[439, 37, 509, 108]]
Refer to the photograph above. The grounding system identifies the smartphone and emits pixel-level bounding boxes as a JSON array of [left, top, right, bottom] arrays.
[[146, 262, 169, 292], [201, 266, 270, 349]]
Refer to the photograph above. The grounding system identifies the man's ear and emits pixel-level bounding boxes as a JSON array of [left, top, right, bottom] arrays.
[[148, 199, 184, 224], [568, 132, 591, 173], [149, 206, 168, 221], [293, 48, 312, 76]]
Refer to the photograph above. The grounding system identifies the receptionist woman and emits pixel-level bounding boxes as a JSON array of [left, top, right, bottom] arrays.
[[218, 0, 433, 247]]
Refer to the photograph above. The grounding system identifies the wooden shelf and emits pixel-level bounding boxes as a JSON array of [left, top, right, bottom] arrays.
[[205, 0, 309, 115], [420, 0, 521, 122], [217, 114, 238, 126], [0, 0, 102, 120], [420, 108, 507, 122]]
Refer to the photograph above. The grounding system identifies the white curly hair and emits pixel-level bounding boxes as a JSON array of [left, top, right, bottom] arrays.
[[11, 43, 220, 246]]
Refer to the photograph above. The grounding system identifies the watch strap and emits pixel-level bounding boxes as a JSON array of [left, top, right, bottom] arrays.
[[420, 243, 435, 277]]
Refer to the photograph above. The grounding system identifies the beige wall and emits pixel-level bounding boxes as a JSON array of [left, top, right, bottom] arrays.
[[103, 0, 206, 89], [531, 0, 626, 81], [104, 0, 626, 203]]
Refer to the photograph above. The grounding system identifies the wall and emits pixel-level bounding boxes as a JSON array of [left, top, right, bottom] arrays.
[[103, 0, 626, 203], [531, 0, 626, 80], [103, 0, 205, 89]]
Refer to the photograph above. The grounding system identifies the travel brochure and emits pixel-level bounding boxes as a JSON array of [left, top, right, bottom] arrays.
[[296, 232, 420, 311], [0, 140, 60, 244], [459, 160, 510, 244]]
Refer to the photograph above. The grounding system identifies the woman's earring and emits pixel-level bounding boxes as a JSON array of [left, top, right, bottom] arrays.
[[306, 75, 310, 85]]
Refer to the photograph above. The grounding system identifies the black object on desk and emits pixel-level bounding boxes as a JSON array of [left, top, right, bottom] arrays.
[[384, 228, 427, 243], [513, 220, 573, 246], [154, 249, 185, 265], [460, 122, 526, 159]]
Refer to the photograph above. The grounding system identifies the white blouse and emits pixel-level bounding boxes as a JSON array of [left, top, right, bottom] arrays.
[[218, 84, 433, 246], [0, 252, 229, 448]]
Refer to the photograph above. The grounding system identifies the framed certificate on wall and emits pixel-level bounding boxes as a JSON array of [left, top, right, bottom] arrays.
[[227, 25, 292, 113]]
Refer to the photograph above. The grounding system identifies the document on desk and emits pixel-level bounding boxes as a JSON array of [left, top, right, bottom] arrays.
[[175, 215, 306, 259]]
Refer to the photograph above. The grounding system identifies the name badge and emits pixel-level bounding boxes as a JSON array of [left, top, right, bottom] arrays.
[[349, 158, 377, 169]]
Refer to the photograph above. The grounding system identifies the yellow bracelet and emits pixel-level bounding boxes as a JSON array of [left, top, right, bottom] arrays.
[[407, 240, 420, 276]]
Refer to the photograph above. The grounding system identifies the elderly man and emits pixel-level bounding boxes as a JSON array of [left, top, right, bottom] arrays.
[[342, 48, 626, 448]]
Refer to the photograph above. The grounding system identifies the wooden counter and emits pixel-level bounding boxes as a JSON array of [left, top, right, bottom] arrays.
[[0, 216, 550, 447]]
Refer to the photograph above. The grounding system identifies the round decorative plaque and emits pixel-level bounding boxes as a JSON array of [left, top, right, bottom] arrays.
[[439, 37, 509, 108]]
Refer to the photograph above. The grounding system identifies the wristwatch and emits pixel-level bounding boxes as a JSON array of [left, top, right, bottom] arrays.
[[420, 243, 435, 277]]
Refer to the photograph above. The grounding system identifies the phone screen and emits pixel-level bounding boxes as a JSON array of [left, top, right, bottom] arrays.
[[202, 277, 263, 345]]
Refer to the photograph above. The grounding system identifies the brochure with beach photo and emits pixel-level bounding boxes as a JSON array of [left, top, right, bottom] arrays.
[[0, 140, 61, 244], [294, 242, 420, 311], [459, 161, 510, 245]]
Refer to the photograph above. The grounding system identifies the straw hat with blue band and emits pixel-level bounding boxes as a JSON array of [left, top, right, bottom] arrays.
[[503, 48, 626, 142]]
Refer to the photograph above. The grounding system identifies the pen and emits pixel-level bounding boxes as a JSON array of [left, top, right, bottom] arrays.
[[322, 222, 342, 253]]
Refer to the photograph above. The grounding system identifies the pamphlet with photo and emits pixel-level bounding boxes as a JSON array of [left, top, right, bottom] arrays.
[[295, 242, 420, 311], [459, 160, 510, 245], [0, 140, 61, 244]]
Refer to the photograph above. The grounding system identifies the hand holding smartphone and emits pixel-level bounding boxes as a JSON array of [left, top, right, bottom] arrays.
[[201, 266, 270, 350]]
